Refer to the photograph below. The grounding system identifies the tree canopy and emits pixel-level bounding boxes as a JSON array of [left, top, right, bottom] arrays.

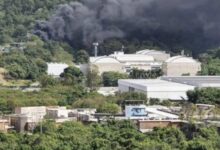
[[102, 71, 128, 87], [0, 120, 220, 150], [187, 88, 220, 105]]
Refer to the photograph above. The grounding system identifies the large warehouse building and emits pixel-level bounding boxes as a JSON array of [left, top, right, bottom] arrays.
[[118, 79, 195, 100], [87, 51, 162, 75], [118, 76, 220, 101], [81, 50, 202, 77], [162, 56, 201, 76]]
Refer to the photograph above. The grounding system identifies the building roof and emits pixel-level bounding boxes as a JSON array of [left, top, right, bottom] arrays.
[[90, 56, 120, 63], [145, 106, 179, 119], [136, 49, 167, 55], [110, 54, 154, 62], [165, 56, 198, 63], [90, 54, 154, 63], [118, 79, 195, 92], [161, 76, 220, 87]]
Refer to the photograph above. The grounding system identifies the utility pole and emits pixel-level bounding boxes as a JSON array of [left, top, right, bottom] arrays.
[[40, 120, 42, 134]]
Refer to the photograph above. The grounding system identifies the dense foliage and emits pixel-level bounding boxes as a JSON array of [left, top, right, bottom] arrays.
[[129, 68, 163, 79], [86, 65, 102, 91], [0, 0, 73, 44], [102, 71, 128, 87], [0, 37, 74, 80], [199, 48, 220, 75], [60, 66, 85, 85], [75, 50, 89, 64], [187, 88, 220, 105], [0, 120, 219, 150], [0, 84, 87, 113]]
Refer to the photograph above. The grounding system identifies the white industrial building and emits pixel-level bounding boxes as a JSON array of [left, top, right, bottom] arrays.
[[85, 51, 162, 75], [81, 50, 201, 77], [118, 79, 195, 100], [47, 63, 68, 77], [162, 56, 201, 76]]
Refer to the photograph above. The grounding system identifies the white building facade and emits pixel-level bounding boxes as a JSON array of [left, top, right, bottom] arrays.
[[118, 79, 195, 100], [162, 56, 201, 76]]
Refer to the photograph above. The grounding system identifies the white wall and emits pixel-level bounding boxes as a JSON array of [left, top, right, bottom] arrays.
[[147, 91, 189, 100], [118, 80, 195, 100], [47, 63, 68, 76]]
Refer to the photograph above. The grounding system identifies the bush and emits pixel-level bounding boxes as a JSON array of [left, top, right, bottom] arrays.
[[39, 75, 58, 87], [102, 71, 128, 87], [97, 103, 120, 114]]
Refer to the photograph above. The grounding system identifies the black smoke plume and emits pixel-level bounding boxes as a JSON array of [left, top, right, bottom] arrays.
[[34, 0, 220, 55]]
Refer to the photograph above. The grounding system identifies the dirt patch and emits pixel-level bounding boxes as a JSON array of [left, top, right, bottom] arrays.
[[0, 68, 7, 84]]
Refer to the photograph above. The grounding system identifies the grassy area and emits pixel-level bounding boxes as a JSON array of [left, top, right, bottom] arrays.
[[0, 68, 33, 87], [53, 49, 74, 66], [0, 70, 32, 87], [2, 80, 33, 87], [0, 84, 86, 113]]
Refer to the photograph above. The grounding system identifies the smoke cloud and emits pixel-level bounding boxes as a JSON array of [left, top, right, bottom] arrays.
[[34, 0, 220, 53]]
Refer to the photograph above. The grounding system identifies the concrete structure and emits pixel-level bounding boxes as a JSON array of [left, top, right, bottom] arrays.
[[15, 106, 46, 118], [118, 79, 195, 100], [10, 114, 32, 132], [70, 108, 97, 122], [161, 76, 220, 88], [11, 106, 47, 132], [163, 56, 201, 76], [136, 49, 170, 62], [0, 119, 11, 133], [47, 63, 68, 77], [125, 105, 179, 119], [10, 106, 98, 132], [145, 106, 179, 119], [46, 107, 69, 119]]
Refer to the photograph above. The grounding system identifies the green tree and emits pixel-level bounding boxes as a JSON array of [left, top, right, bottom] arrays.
[[6, 63, 26, 79], [98, 103, 120, 114], [187, 88, 220, 104], [39, 75, 58, 87], [75, 50, 89, 64], [149, 98, 160, 105], [129, 68, 163, 79], [102, 71, 128, 87], [60, 66, 85, 85], [87, 65, 102, 91]]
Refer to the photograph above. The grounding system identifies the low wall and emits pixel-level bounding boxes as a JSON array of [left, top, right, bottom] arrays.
[[138, 120, 185, 130]]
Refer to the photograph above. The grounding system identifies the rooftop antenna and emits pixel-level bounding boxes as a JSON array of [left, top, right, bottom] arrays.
[[181, 50, 185, 56], [93, 42, 99, 57], [121, 45, 125, 52]]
